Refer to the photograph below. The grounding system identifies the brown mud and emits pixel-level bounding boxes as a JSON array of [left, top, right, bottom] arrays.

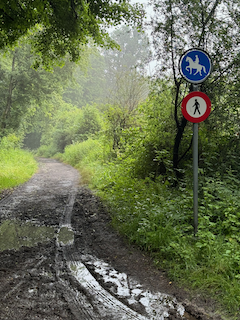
[[0, 158, 224, 320]]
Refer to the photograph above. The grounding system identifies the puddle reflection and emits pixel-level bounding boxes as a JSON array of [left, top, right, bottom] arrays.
[[0, 220, 55, 251], [57, 225, 74, 245], [0, 219, 76, 251], [0, 220, 75, 251]]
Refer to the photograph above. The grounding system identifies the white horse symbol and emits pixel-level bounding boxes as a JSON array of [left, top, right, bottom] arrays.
[[186, 55, 206, 76]]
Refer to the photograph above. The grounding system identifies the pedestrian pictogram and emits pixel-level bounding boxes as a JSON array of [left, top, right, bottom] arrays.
[[181, 91, 211, 123], [179, 48, 212, 84], [192, 99, 201, 115]]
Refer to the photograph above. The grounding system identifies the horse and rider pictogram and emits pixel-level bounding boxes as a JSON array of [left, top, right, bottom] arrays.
[[179, 49, 212, 84], [186, 55, 206, 76]]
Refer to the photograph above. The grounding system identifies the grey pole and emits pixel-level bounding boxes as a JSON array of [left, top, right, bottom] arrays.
[[193, 122, 198, 235], [193, 85, 199, 235]]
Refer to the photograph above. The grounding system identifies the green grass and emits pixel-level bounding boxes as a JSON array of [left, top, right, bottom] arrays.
[[0, 148, 38, 191]]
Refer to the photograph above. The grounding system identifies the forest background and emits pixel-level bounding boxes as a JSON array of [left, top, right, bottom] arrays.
[[1, 1, 240, 318]]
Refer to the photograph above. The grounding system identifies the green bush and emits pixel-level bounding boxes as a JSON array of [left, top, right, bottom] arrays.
[[37, 144, 57, 158], [38, 104, 104, 156], [60, 138, 105, 167], [0, 133, 23, 149]]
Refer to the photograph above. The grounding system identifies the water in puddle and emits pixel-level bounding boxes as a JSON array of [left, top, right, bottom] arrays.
[[0, 220, 75, 251], [0, 220, 55, 251], [57, 225, 74, 245], [69, 255, 185, 320]]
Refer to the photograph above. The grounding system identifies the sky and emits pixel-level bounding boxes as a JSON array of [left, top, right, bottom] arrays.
[[131, 0, 154, 24], [131, 0, 156, 75]]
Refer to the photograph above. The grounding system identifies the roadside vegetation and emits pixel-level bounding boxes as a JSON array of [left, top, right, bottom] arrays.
[[0, 134, 37, 192]]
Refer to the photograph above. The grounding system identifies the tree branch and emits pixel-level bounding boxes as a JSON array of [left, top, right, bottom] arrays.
[[210, 56, 240, 85], [198, 0, 222, 47], [178, 136, 193, 165], [169, 0, 178, 86], [71, 0, 78, 19], [174, 81, 181, 129]]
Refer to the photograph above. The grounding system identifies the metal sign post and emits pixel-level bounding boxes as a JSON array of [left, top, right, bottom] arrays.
[[181, 89, 211, 234], [192, 85, 199, 235], [193, 122, 198, 235], [179, 48, 212, 235]]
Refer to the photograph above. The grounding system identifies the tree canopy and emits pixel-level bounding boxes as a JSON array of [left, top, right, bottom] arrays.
[[0, 42, 75, 137], [0, 0, 143, 67]]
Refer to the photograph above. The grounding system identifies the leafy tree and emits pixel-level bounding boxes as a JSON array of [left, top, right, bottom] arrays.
[[0, 43, 74, 137], [0, 0, 143, 68], [103, 26, 150, 150], [107, 68, 149, 113], [38, 103, 103, 155], [64, 26, 151, 110], [151, 0, 240, 178], [104, 26, 151, 73], [117, 80, 175, 180]]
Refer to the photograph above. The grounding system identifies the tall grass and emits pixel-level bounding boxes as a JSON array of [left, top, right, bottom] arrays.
[[56, 138, 107, 184], [0, 135, 37, 191]]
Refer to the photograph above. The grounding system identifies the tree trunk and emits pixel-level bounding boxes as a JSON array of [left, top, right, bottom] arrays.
[[1, 51, 16, 130], [173, 116, 188, 178]]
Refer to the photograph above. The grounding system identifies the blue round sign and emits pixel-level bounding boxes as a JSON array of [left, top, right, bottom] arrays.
[[179, 48, 212, 84]]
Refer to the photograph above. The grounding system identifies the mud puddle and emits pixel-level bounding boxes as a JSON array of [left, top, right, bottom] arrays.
[[0, 220, 55, 251], [57, 225, 74, 245], [68, 255, 185, 320], [0, 158, 223, 320], [0, 220, 74, 251], [0, 217, 188, 319]]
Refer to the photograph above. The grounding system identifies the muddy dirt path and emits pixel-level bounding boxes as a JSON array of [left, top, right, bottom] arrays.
[[0, 158, 223, 320]]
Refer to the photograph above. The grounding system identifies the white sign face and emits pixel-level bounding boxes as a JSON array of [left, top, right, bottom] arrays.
[[186, 96, 207, 118], [181, 91, 211, 123]]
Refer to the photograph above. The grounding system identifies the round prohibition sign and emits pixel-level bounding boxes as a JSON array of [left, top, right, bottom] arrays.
[[181, 91, 211, 123]]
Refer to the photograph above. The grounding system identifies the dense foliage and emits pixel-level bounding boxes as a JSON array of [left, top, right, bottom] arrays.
[[55, 88, 240, 317], [0, 43, 74, 137], [0, 0, 143, 68]]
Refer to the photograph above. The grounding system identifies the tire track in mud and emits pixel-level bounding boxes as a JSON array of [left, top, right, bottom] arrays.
[[56, 178, 100, 320], [58, 171, 147, 319], [2, 257, 47, 301], [58, 168, 186, 320], [0, 159, 80, 319], [0, 158, 217, 320]]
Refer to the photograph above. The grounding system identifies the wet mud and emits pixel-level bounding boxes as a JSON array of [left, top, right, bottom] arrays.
[[0, 158, 223, 320]]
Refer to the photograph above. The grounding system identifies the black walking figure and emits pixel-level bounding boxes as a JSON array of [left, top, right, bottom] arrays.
[[192, 99, 201, 115]]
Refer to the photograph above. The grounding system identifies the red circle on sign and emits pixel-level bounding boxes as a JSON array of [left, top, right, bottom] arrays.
[[181, 91, 211, 123]]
